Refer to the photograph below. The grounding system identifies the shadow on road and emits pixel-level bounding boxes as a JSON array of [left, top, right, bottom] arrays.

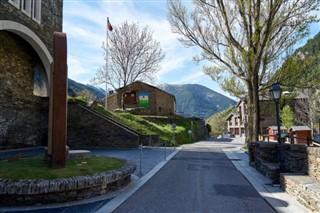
[[210, 138, 234, 142]]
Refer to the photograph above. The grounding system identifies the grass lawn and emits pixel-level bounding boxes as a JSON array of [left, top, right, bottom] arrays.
[[0, 156, 124, 180]]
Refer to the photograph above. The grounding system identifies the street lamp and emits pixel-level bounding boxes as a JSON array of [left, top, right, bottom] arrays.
[[269, 83, 285, 173]]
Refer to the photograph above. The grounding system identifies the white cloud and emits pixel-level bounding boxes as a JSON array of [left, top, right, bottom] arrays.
[[63, 0, 195, 85], [172, 70, 204, 85], [68, 56, 90, 80]]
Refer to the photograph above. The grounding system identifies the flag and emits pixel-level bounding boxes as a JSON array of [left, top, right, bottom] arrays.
[[107, 17, 113, 31]]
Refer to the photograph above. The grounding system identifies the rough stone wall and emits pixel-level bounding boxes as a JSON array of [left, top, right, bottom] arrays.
[[112, 82, 176, 116], [0, 32, 49, 149], [139, 134, 161, 146], [251, 142, 320, 211], [280, 174, 320, 212], [284, 145, 309, 175], [0, 0, 63, 149], [67, 103, 139, 148], [250, 142, 320, 180], [0, 160, 136, 206], [0, 0, 63, 56], [155, 90, 175, 115], [107, 93, 119, 111], [307, 147, 320, 180]]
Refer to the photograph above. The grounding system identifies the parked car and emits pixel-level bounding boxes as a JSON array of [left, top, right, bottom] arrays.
[[224, 131, 235, 138]]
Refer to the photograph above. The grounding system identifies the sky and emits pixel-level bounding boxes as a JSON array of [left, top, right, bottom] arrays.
[[62, 0, 320, 100]]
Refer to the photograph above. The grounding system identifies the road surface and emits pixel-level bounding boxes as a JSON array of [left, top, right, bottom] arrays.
[[113, 141, 276, 213]]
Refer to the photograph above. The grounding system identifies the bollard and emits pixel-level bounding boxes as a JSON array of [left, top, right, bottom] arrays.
[[138, 143, 143, 177], [252, 143, 256, 162], [164, 142, 167, 161]]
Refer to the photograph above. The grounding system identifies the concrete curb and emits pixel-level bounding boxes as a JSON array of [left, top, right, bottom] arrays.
[[96, 148, 180, 213]]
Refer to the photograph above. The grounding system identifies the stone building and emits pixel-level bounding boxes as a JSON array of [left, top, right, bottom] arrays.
[[226, 93, 310, 138], [107, 81, 176, 116], [226, 100, 247, 137], [0, 0, 63, 149]]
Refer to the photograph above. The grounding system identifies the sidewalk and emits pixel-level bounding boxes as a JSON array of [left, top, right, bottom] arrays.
[[223, 146, 311, 213]]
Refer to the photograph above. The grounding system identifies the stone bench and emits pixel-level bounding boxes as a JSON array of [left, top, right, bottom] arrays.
[[68, 150, 91, 160], [280, 173, 320, 212], [255, 159, 279, 183]]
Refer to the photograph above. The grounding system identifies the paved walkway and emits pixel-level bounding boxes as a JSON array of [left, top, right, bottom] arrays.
[[0, 138, 311, 213]]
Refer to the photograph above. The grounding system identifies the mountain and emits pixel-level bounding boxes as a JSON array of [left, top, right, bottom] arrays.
[[67, 79, 236, 118], [159, 84, 236, 119], [273, 31, 320, 89], [296, 31, 320, 54], [67, 79, 105, 101]]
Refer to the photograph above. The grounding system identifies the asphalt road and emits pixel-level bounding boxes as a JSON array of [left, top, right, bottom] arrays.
[[113, 143, 276, 213]]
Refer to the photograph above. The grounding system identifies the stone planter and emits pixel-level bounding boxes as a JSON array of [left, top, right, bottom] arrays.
[[0, 160, 136, 206]]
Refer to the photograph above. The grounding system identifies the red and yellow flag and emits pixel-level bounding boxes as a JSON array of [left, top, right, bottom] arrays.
[[107, 17, 113, 31]]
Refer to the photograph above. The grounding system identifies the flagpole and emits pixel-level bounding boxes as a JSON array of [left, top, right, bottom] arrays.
[[105, 19, 109, 110]]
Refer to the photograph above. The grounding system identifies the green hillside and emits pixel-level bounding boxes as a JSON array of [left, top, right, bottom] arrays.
[[274, 31, 320, 88], [206, 106, 236, 138], [70, 97, 206, 145]]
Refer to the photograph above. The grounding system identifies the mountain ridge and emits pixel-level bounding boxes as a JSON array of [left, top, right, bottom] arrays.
[[158, 83, 236, 119], [67, 79, 236, 119]]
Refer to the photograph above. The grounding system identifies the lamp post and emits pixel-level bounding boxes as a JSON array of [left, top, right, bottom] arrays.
[[269, 83, 285, 173]]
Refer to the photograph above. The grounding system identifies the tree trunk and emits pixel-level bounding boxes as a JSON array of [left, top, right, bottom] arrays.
[[253, 74, 260, 142], [245, 77, 260, 145], [246, 86, 254, 145]]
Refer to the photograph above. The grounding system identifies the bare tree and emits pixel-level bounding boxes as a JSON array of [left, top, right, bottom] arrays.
[[294, 89, 320, 135], [167, 0, 319, 144], [92, 21, 165, 90], [77, 90, 96, 103]]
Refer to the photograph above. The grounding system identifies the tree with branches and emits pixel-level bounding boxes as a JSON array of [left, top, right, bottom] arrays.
[[92, 21, 165, 108], [281, 105, 295, 131], [167, 0, 319, 144]]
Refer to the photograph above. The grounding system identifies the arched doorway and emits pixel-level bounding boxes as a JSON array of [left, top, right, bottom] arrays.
[[0, 21, 52, 149]]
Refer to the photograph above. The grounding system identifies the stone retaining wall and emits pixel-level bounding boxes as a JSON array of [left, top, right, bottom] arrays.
[[250, 142, 320, 211], [249, 142, 320, 180], [0, 160, 136, 206], [68, 103, 139, 148], [139, 135, 161, 146], [280, 174, 320, 212]]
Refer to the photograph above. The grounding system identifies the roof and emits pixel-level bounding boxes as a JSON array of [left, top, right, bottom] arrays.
[[289, 126, 311, 131], [267, 126, 286, 130], [115, 81, 176, 102], [226, 112, 239, 120], [236, 99, 247, 108]]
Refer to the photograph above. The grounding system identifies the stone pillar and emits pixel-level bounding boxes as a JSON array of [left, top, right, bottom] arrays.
[[48, 32, 67, 168]]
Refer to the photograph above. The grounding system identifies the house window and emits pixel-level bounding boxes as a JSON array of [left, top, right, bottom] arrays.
[[22, 0, 32, 17], [32, 0, 41, 24], [10, 0, 41, 24], [9, 0, 20, 9]]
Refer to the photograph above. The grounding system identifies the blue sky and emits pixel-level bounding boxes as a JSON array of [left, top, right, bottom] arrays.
[[63, 0, 320, 100]]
